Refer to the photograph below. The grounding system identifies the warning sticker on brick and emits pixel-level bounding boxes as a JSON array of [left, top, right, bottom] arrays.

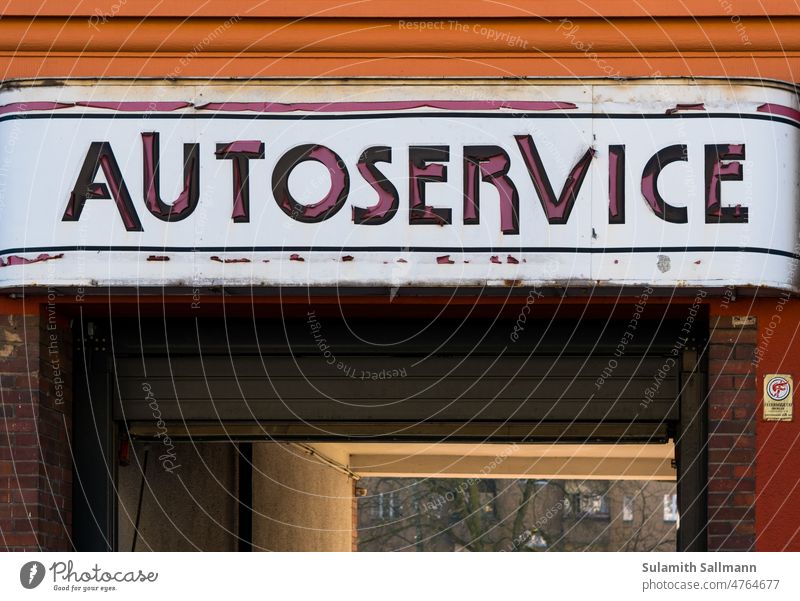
[[763, 374, 793, 421]]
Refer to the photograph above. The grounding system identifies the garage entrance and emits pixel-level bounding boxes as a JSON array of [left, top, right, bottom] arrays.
[[72, 306, 707, 551]]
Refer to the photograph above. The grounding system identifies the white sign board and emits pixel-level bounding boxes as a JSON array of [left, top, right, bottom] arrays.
[[0, 79, 798, 291]]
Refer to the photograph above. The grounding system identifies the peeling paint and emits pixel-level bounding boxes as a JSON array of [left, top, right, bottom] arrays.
[[507, 255, 519, 264], [341, 255, 354, 262], [0, 101, 73, 115], [210, 256, 251, 264], [75, 101, 192, 111], [195, 100, 578, 113], [490, 256, 501, 264], [436, 255, 454, 264], [757, 103, 800, 122], [0, 253, 64, 267], [665, 103, 705, 115], [657, 255, 671, 273], [146, 255, 170, 262], [290, 254, 304, 262]]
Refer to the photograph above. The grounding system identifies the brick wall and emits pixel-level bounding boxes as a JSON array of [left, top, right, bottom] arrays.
[[0, 307, 72, 551], [707, 315, 757, 551]]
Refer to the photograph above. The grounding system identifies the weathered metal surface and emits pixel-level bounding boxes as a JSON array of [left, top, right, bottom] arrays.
[[0, 78, 797, 292]]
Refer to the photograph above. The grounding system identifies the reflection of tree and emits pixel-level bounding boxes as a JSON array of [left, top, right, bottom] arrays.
[[357, 478, 677, 552], [619, 482, 676, 552], [358, 478, 563, 552]]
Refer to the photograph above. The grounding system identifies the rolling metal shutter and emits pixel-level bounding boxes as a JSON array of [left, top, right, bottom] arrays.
[[112, 318, 682, 441]]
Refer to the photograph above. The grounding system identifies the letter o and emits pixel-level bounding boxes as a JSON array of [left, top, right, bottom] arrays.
[[272, 144, 350, 222]]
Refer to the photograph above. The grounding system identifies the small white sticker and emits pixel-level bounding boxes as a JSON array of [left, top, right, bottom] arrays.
[[764, 374, 793, 421]]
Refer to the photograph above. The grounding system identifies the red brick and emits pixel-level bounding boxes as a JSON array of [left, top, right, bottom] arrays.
[[0, 419, 36, 433], [708, 449, 754, 463], [12, 433, 40, 447], [708, 478, 755, 493], [710, 328, 758, 344], [13, 404, 39, 418], [710, 418, 755, 433], [708, 521, 734, 535], [708, 535, 754, 550], [708, 492, 755, 508], [709, 359, 755, 375], [708, 389, 756, 404], [709, 434, 755, 449], [708, 507, 755, 521], [734, 375, 757, 389], [9, 461, 41, 474], [709, 375, 734, 389], [709, 345, 734, 360], [3, 475, 40, 490], [9, 448, 42, 461], [709, 464, 733, 478], [0, 311, 73, 551], [11, 489, 39, 504], [734, 522, 756, 535], [1, 533, 39, 547], [709, 405, 734, 420]]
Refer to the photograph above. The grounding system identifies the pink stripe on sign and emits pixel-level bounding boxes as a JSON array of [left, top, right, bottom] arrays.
[[0, 101, 74, 115], [757, 103, 800, 122], [194, 100, 578, 113], [0, 99, 578, 115], [74, 101, 193, 111]]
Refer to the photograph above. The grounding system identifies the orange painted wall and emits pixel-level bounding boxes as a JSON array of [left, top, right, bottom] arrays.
[[2, 0, 799, 550], [0, 1, 798, 80]]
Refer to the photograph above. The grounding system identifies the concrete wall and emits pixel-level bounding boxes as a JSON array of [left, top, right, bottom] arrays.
[[117, 442, 238, 551], [252, 443, 354, 551]]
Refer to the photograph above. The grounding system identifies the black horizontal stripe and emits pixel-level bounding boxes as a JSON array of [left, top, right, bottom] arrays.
[[0, 111, 798, 128], [1, 245, 798, 260]]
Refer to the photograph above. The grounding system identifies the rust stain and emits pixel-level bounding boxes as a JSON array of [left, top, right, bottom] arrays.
[[396, 258, 408, 263]]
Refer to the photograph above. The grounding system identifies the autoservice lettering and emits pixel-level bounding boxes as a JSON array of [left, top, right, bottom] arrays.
[[61, 135, 749, 231]]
